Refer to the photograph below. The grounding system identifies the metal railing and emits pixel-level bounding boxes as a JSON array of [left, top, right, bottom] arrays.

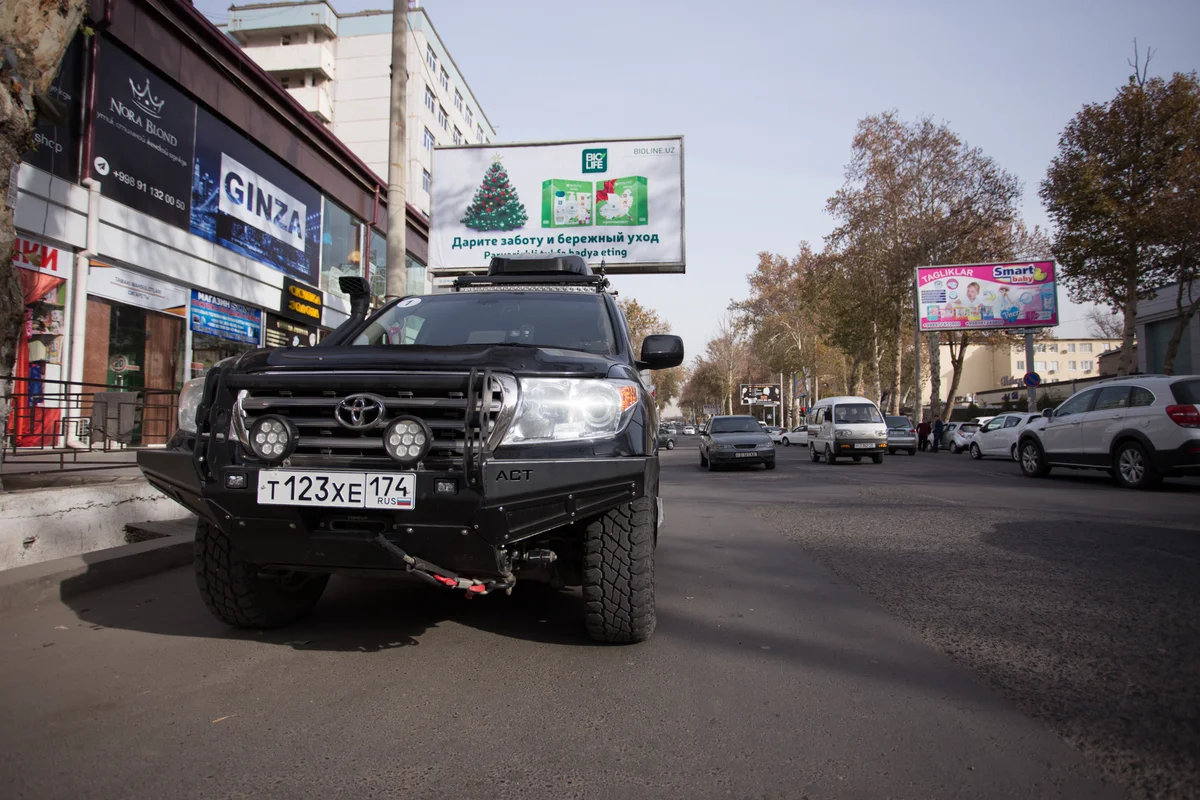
[[2, 378, 180, 475]]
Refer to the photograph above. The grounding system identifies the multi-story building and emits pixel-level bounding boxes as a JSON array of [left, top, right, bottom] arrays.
[[923, 337, 1123, 405], [223, 0, 495, 227]]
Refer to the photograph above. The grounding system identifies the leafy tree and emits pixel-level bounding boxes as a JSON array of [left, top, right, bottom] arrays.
[[617, 297, 682, 412], [1040, 54, 1200, 374], [1, 1, 87, 489]]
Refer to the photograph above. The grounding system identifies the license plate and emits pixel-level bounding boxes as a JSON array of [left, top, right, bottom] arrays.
[[256, 469, 416, 510], [853, 443, 876, 449], [734, 451, 758, 458]]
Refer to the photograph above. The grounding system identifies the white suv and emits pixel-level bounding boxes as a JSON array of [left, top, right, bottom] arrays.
[[1017, 375, 1200, 489]]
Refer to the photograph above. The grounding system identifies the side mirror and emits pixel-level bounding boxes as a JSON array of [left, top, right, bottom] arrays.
[[638, 334, 684, 370], [1042, 408, 1054, 419]]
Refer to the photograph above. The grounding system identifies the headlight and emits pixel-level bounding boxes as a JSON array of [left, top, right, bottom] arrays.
[[758, 442, 774, 449], [875, 429, 887, 438], [177, 377, 206, 434], [384, 416, 431, 464], [835, 429, 853, 439], [248, 415, 298, 463], [502, 378, 639, 445]]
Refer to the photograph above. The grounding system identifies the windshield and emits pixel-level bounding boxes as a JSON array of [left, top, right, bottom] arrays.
[[886, 416, 911, 428], [710, 417, 763, 433], [834, 403, 884, 424], [351, 292, 617, 354]]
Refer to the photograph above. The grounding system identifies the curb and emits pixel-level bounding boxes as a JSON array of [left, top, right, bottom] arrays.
[[0, 531, 193, 616]]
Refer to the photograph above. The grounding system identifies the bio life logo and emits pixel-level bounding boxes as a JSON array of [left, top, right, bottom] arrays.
[[582, 148, 607, 174], [218, 153, 307, 251]]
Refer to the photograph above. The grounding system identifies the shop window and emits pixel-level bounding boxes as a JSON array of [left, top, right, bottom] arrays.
[[407, 254, 427, 296], [368, 228, 387, 304], [321, 197, 365, 302]]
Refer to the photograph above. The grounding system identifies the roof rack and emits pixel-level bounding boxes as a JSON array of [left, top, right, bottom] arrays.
[[453, 254, 611, 293]]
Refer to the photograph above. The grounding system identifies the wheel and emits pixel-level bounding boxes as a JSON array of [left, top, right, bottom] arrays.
[[825, 445, 837, 465], [809, 444, 820, 463], [699, 449, 707, 468], [888, 448, 895, 455], [871, 454, 884, 464], [782, 437, 790, 446], [949, 444, 959, 454], [908, 448, 916, 456], [765, 460, 776, 470], [1113, 441, 1161, 490], [194, 519, 329, 628], [970, 443, 982, 460], [583, 497, 656, 643], [1019, 439, 1052, 478], [1010, 444, 1018, 461], [852, 456, 862, 462], [665, 439, 675, 450], [706, 451, 717, 472]]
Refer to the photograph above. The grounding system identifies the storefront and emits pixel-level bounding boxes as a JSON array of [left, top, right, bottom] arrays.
[[8, 236, 71, 446], [266, 277, 325, 348], [190, 290, 264, 376]]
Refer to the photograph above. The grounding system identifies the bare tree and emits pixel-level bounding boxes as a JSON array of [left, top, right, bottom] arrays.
[[1085, 306, 1127, 339]]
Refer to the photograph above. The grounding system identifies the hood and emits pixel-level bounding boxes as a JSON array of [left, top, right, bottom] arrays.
[[231, 344, 621, 378], [709, 431, 772, 446]]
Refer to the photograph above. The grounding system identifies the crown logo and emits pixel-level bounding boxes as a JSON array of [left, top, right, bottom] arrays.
[[129, 78, 165, 118]]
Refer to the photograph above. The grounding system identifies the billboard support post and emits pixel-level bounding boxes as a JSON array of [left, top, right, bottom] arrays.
[[385, 0, 407, 300], [1025, 331, 1037, 410], [913, 275, 922, 420]]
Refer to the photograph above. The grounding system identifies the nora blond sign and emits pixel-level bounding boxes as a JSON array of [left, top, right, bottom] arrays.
[[430, 137, 685, 274]]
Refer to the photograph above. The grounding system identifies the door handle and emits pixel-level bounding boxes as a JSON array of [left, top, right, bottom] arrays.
[[1112, 414, 1122, 419], [1071, 420, 1081, 425]]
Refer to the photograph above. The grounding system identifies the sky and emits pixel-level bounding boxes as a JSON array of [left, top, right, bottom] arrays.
[[196, 0, 1200, 365]]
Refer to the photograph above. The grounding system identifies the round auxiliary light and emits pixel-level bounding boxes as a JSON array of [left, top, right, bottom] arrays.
[[248, 415, 297, 463], [384, 415, 432, 465]]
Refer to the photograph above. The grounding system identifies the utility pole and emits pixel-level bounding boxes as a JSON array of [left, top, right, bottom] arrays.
[[385, 0, 408, 300], [1024, 331, 1037, 410]]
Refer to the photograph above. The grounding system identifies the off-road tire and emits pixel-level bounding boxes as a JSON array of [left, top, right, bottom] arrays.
[[195, 519, 329, 628], [582, 497, 656, 643]]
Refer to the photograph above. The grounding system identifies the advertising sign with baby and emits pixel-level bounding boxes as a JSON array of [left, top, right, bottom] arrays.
[[429, 137, 685, 274], [916, 261, 1058, 332]]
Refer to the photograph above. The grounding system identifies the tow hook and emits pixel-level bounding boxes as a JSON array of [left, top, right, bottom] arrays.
[[373, 535, 515, 596]]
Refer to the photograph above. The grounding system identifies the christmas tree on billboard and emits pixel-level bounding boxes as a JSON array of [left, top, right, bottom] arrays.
[[460, 158, 528, 232]]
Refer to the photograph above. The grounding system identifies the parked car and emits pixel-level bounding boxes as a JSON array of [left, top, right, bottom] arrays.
[[940, 421, 960, 449], [806, 396, 888, 465], [699, 415, 776, 470], [1017, 375, 1200, 490], [780, 425, 808, 446], [657, 428, 676, 450], [885, 415, 918, 455], [682, 425, 696, 435], [764, 426, 786, 443], [949, 418, 992, 453], [969, 413, 1042, 460]]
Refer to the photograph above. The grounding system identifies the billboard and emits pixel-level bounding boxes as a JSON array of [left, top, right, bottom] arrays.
[[740, 384, 780, 406], [916, 261, 1058, 332], [23, 34, 84, 182], [429, 137, 685, 274], [190, 290, 262, 346]]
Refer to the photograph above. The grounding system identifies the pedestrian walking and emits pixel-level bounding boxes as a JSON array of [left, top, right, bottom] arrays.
[[917, 419, 931, 452], [931, 417, 944, 453]]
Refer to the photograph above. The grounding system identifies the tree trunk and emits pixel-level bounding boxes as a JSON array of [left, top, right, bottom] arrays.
[[1, 1, 89, 490], [1163, 280, 1199, 377], [1117, 269, 1140, 375], [891, 314, 903, 415], [942, 332, 969, 421], [927, 332, 942, 422], [870, 322, 881, 406]]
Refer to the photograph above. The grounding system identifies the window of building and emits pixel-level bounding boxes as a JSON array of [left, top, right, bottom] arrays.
[[279, 76, 290, 89], [454, 90, 463, 112], [1080, 343, 1093, 353], [423, 127, 435, 150], [452, 127, 461, 145], [1049, 361, 1059, 372], [437, 105, 447, 130], [1034, 360, 1047, 371], [1081, 360, 1094, 372], [465, 107, 473, 128], [1035, 344, 1046, 353], [407, 254, 427, 296], [426, 45, 436, 72], [1068, 360, 1077, 370], [476, 124, 484, 141], [1016, 360, 1024, 370], [320, 198, 364, 302], [421, 168, 431, 192], [440, 67, 449, 91], [1066, 343, 1076, 353], [1103, 343, 1112, 351], [424, 86, 436, 113], [281, 34, 292, 46]]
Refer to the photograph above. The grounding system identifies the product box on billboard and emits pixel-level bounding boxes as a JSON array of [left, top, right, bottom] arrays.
[[541, 179, 593, 227], [596, 177, 648, 226]]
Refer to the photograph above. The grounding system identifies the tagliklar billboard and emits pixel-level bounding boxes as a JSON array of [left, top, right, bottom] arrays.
[[916, 261, 1059, 332], [429, 137, 685, 274]]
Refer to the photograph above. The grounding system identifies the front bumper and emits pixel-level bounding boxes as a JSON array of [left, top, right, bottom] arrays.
[[138, 448, 655, 578], [708, 448, 775, 465], [834, 439, 887, 455]]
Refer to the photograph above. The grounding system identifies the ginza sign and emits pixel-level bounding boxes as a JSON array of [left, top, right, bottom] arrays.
[[218, 153, 307, 251]]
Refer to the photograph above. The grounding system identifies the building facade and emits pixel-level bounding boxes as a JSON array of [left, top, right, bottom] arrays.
[[224, 0, 496, 227], [9, 0, 426, 448], [922, 337, 1123, 405], [1136, 282, 1197, 376]]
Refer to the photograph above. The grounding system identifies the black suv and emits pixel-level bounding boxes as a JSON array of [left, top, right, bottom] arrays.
[[137, 255, 683, 643]]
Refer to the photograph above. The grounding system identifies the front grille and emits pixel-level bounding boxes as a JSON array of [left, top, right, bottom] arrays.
[[232, 370, 515, 472], [734, 443, 758, 450]]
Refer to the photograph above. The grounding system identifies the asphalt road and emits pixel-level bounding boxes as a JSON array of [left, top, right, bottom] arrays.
[[3, 440, 1195, 799]]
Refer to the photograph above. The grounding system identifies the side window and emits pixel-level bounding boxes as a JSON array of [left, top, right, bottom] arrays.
[[1003, 416, 1022, 428], [1130, 386, 1155, 407], [1093, 386, 1132, 411], [1055, 389, 1099, 418], [983, 418, 1005, 432]]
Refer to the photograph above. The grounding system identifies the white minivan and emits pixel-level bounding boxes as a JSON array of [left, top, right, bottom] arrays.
[[806, 396, 889, 465]]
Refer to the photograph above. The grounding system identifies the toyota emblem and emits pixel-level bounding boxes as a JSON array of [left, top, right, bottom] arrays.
[[335, 393, 386, 430]]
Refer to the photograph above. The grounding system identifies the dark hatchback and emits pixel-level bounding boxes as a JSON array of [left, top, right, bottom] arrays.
[[698, 415, 776, 471]]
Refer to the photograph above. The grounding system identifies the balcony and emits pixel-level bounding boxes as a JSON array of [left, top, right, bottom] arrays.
[[288, 84, 333, 122], [228, 4, 337, 40], [243, 42, 335, 82]]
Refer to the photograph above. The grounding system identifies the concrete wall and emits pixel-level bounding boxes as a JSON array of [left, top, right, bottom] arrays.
[[0, 480, 184, 571]]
